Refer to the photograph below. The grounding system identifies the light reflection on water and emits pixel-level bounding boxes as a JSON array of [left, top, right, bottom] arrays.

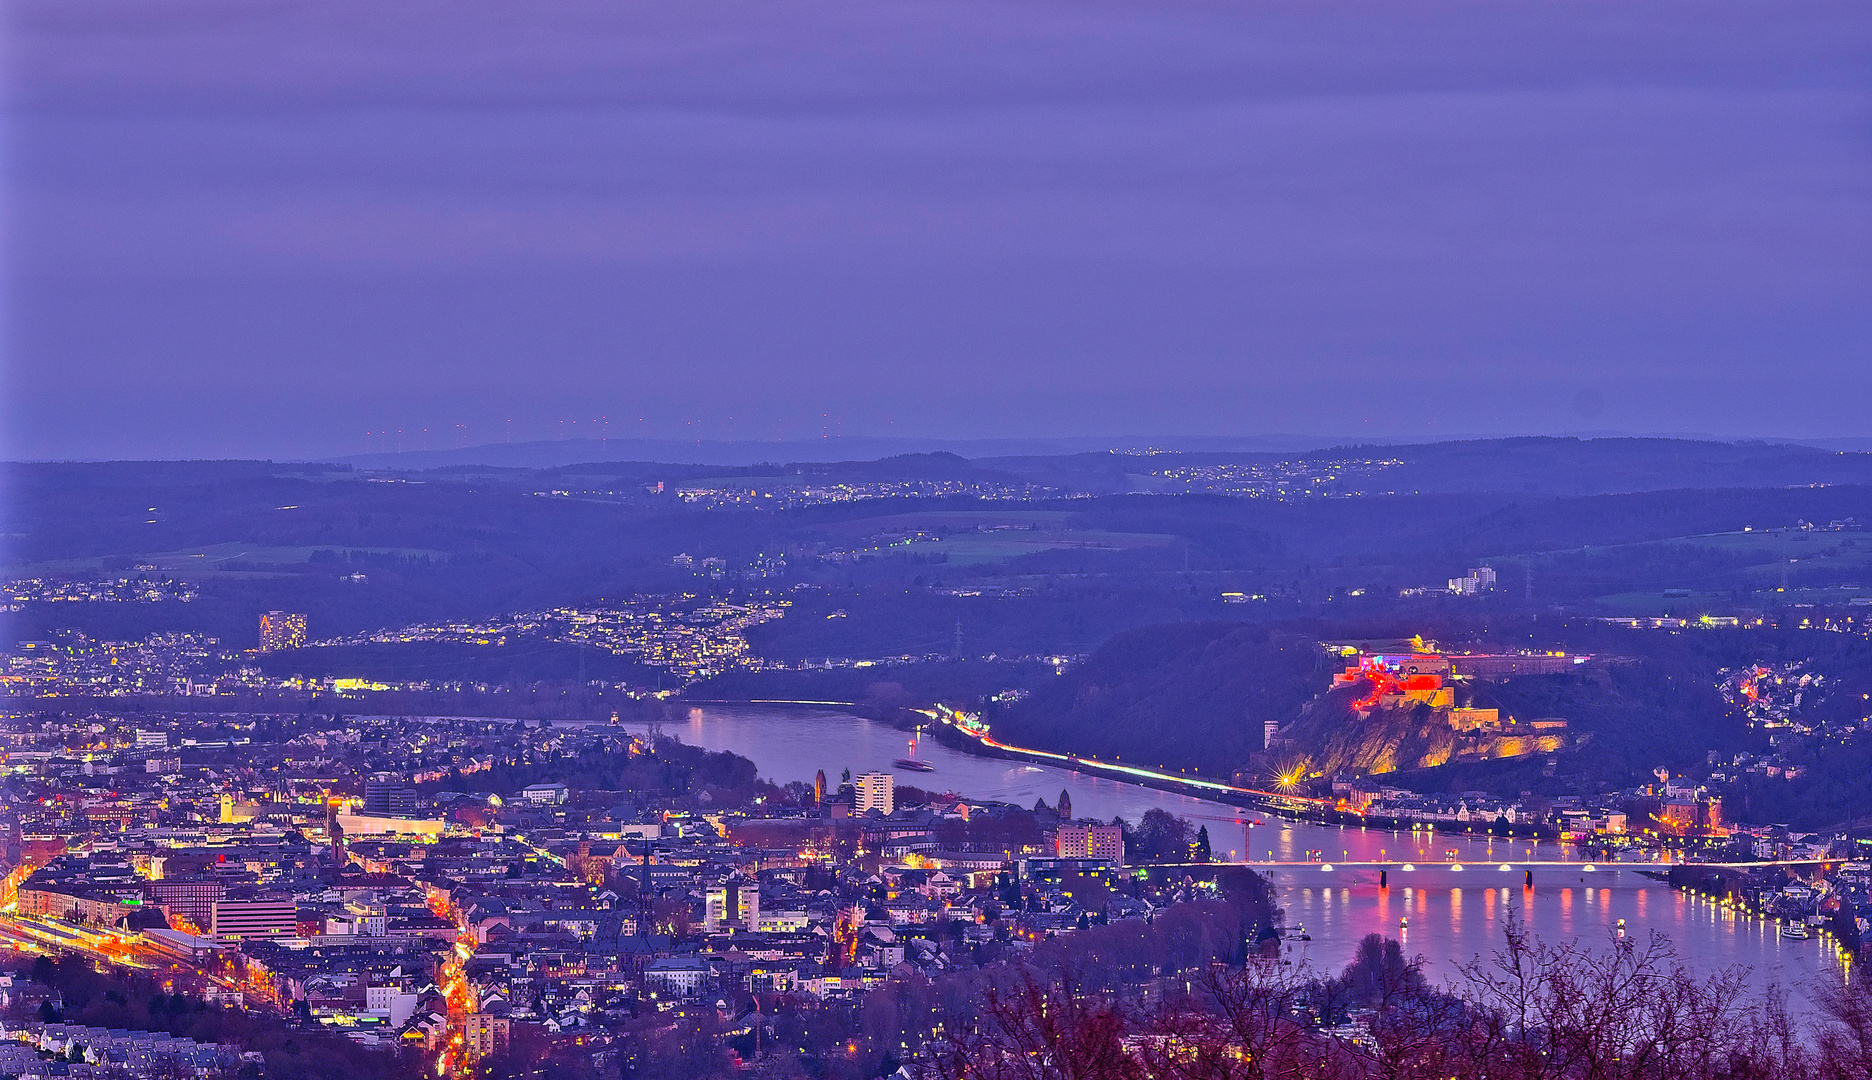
[[651, 705, 1845, 999], [1278, 876, 1841, 1004]]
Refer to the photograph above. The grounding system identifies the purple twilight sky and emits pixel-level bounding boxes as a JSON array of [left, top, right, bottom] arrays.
[[3, 0, 1869, 460]]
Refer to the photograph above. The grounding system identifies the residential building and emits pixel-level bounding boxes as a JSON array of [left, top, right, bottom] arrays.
[[143, 879, 226, 930], [643, 957, 711, 996], [704, 879, 760, 930], [463, 1014, 510, 1062], [1055, 823, 1124, 863], [520, 783, 569, 805], [211, 898, 298, 940], [364, 775, 419, 816], [257, 611, 307, 652], [854, 772, 894, 815]]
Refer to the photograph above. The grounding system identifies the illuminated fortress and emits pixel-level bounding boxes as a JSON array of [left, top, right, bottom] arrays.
[[1294, 640, 1581, 771]]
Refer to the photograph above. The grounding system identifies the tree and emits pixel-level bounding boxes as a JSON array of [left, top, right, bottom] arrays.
[[1813, 971, 1872, 1077], [1132, 809, 1195, 862], [1137, 957, 1334, 1080], [920, 971, 1128, 1080], [1453, 923, 1773, 1080], [1194, 826, 1212, 863], [912, 921, 1805, 1080]]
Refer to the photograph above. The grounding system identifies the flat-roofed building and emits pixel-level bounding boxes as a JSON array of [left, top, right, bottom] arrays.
[[143, 879, 225, 930], [364, 775, 419, 816], [1055, 823, 1124, 863], [463, 1015, 510, 1061], [854, 772, 894, 815], [334, 813, 445, 837], [704, 879, 760, 930], [257, 611, 307, 652], [211, 898, 297, 940]]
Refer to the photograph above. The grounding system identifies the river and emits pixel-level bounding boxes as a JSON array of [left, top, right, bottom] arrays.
[[643, 704, 1847, 1002]]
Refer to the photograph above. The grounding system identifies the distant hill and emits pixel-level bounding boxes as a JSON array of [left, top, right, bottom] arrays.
[[990, 623, 1323, 774], [328, 431, 1861, 472], [990, 620, 1758, 793], [321, 434, 1372, 470], [1349, 437, 1872, 497], [6, 448, 1871, 662], [984, 437, 1872, 498]]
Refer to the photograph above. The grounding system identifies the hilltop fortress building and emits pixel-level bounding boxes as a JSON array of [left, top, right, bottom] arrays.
[[1304, 641, 1584, 770]]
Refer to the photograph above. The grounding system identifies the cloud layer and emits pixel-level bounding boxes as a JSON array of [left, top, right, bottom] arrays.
[[5, 0, 1869, 457]]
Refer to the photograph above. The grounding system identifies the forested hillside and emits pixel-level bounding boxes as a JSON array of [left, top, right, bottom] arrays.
[[991, 624, 1322, 773]]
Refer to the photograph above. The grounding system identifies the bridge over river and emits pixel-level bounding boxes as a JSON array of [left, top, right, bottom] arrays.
[[662, 703, 1856, 994]]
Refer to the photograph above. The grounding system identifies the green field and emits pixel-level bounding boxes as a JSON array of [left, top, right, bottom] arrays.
[[817, 509, 1080, 540], [4, 542, 452, 576], [1490, 526, 1863, 561], [1594, 586, 1872, 616], [1479, 526, 1872, 607], [921, 529, 1177, 566]]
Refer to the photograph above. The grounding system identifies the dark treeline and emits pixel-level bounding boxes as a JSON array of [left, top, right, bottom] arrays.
[[919, 926, 1872, 1080], [687, 660, 1057, 709], [5, 687, 688, 723], [990, 623, 1322, 773], [436, 735, 762, 804], [3, 954, 406, 1080], [252, 640, 664, 687]]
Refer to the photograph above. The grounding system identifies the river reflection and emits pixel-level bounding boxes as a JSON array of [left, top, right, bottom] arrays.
[[633, 704, 1843, 998]]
